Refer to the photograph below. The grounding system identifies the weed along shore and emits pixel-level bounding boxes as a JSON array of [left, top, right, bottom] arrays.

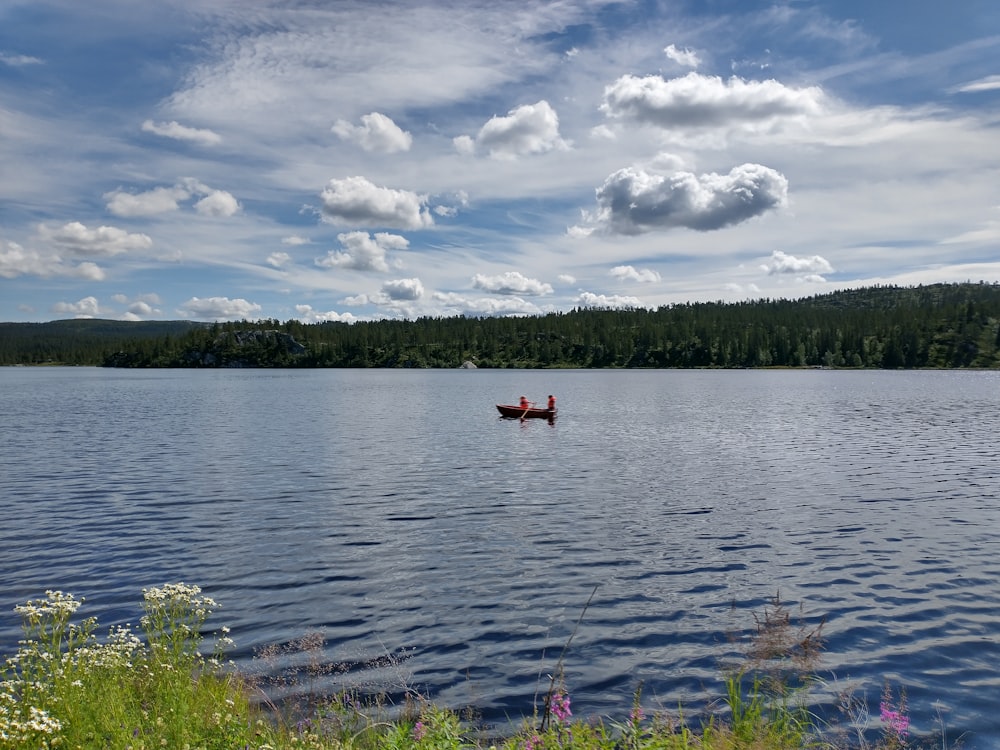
[[0, 585, 957, 749]]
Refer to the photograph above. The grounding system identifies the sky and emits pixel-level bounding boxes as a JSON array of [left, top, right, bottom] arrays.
[[2, 0, 1000, 323]]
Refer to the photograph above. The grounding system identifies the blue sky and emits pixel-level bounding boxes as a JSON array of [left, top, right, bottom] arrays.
[[2, 0, 999, 323]]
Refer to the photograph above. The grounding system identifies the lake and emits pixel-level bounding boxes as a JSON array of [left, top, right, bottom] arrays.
[[2, 367, 1000, 746]]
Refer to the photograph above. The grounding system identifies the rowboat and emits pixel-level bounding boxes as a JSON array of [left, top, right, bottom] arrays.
[[496, 404, 557, 420]]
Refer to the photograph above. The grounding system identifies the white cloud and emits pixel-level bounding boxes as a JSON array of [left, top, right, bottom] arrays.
[[601, 72, 824, 129], [178, 296, 262, 320], [282, 235, 310, 245], [557, 274, 576, 285], [319, 176, 433, 229], [575, 291, 644, 309], [294, 304, 359, 323], [0, 52, 43, 67], [315, 231, 408, 272], [51, 296, 104, 318], [432, 291, 542, 316], [75, 262, 105, 280], [664, 44, 700, 69], [267, 251, 292, 268], [760, 250, 833, 276], [0, 242, 105, 280], [381, 277, 424, 301], [194, 190, 240, 217], [582, 163, 787, 235], [105, 186, 189, 217], [456, 100, 568, 159], [105, 181, 238, 218], [0, 242, 50, 278], [37, 222, 153, 256], [141, 119, 221, 146], [954, 75, 1000, 94], [332, 112, 412, 153], [112, 293, 162, 318], [610, 265, 661, 283], [472, 271, 553, 296]]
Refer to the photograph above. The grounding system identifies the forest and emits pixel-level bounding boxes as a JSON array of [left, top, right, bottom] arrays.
[[4, 282, 1000, 369]]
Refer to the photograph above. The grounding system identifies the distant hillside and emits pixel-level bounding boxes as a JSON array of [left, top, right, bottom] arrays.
[[0, 319, 205, 365], [5, 283, 1000, 368]]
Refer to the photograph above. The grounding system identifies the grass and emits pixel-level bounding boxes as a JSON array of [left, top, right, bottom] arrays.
[[0, 586, 959, 749]]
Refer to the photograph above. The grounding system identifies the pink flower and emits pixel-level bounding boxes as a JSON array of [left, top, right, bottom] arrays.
[[413, 721, 427, 741], [550, 691, 572, 723], [880, 702, 910, 737], [523, 733, 542, 750]]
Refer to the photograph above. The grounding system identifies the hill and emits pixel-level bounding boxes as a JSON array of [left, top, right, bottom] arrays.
[[4, 283, 1000, 368]]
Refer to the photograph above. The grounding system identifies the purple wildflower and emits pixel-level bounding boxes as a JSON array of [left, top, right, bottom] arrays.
[[881, 701, 910, 737], [524, 733, 542, 750], [550, 691, 572, 723], [413, 721, 427, 741], [630, 705, 645, 724]]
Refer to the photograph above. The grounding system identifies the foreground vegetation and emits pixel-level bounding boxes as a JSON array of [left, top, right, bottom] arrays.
[[4, 282, 1000, 368], [0, 585, 957, 749]]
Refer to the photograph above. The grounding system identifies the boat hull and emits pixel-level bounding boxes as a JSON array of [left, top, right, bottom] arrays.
[[496, 404, 557, 419]]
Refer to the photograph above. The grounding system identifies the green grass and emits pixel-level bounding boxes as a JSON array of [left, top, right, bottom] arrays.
[[0, 586, 949, 749]]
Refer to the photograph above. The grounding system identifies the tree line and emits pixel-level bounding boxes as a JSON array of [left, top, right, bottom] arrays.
[[4, 282, 1000, 369]]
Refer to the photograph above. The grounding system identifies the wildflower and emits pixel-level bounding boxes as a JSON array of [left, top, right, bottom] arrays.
[[413, 721, 427, 741], [880, 701, 910, 737], [630, 705, 645, 724], [523, 734, 542, 750], [550, 691, 572, 723]]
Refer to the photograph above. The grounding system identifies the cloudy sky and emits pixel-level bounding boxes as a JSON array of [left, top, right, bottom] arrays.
[[2, 0, 1000, 322]]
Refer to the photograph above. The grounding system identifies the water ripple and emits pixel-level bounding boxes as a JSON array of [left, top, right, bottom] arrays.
[[3, 369, 1000, 746]]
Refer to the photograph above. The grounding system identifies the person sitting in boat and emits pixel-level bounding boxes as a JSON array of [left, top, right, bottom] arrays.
[[547, 395, 556, 411], [519, 395, 530, 410]]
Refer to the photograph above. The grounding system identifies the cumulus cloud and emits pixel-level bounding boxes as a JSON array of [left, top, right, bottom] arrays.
[[141, 119, 221, 146], [381, 277, 423, 301], [575, 291, 644, 309], [315, 231, 408, 272], [294, 304, 359, 324], [664, 44, 700, 68], [610, 265, 661, 283], [37, 222, 153, 256], [0, 242, 50, 278], [472, 271, 553, 296], [432, 291, 542, 316], [194, 190, 241, 217], [178, 296, 262, 320], [558, 274, 576, 285], [0, 241, 106, 280], [112, 293, 163, 319], [455, 100, 568, 159], [320, 176, 433, 229], [52, 296, 104, 317], [106, 180, 239, 218], [267, 251, 292, 268], [601, 72, 824, 128], [760, 250, 833, 276], [105, 186, 189, 217], [332, 112, 412, 153], [282, 234, 310, 245], [582, 163, 787, 235]]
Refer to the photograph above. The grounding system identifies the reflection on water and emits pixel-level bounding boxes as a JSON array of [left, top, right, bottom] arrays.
[[3, 368, 1000, 746]]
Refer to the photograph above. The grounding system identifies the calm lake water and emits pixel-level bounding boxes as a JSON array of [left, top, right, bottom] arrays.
[[3, 367, 1000, 745]]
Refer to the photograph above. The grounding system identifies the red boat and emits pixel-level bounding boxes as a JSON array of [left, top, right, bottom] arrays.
[[496, 404, 557, 420]]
